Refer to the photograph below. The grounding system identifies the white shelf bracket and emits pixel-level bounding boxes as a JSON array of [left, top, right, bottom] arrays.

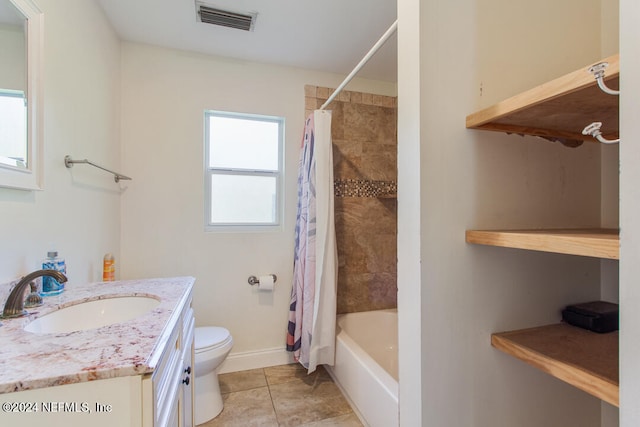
[[582, 122, 620, 144], [588, 62, 620, 96]]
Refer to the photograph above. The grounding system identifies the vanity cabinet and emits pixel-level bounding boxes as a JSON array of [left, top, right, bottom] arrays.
[[465, 55, 620, 406], [144, 293, 194, 427], [180, 309, 195, 427], [0, 288, 195, 427], [146, 308, 182, 426]]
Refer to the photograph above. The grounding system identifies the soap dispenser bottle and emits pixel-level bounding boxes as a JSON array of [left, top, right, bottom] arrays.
[[41, 251, 66, 296], [103, 253, 115, 282]]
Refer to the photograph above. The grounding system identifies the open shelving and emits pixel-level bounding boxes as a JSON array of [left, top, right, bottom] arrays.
[[466, 54, 619, 144], [466, 54, 620, 407], [492, 324, 618, 407], [465, 229, 619, 259]]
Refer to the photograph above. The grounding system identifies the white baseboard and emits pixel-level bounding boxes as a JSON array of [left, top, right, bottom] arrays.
[[218, 347, 296, 374]]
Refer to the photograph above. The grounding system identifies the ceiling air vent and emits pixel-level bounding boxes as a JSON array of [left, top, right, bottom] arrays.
[[196, 3, 257, 32]]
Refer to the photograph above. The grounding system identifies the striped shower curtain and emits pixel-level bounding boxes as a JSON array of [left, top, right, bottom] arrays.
[[286, 110, 338, 373]]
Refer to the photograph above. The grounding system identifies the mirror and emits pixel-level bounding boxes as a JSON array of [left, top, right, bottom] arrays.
[[0, 0, 42, 190]]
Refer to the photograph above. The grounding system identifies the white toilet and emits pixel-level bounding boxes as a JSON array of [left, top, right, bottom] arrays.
[[194, 326, 233, 425]]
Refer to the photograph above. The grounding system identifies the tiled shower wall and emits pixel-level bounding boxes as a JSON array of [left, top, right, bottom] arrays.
[[305, 85, 397, 314]]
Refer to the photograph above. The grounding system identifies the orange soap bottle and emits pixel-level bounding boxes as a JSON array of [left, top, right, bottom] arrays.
[[103, 253, 115, 281]]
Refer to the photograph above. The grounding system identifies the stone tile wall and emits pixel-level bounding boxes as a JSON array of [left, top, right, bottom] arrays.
[[305, 85, 397, 314]]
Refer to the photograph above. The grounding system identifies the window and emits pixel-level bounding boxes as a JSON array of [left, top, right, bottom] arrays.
[[204, 110, 284, 230]]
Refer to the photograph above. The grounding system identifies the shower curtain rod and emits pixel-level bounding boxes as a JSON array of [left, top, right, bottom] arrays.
[[320, 19, 398, 111]]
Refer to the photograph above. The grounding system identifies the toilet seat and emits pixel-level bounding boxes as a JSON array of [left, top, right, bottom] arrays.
[[195, 326, 232, 354]]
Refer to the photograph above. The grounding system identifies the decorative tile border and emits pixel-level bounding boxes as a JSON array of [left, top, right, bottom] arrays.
[[334, 179, 397, 198]]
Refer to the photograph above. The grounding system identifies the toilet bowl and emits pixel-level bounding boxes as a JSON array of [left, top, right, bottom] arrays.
[[194, 326, 233, 425]]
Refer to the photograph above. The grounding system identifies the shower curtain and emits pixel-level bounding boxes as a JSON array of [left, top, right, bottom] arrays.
[[286, 110, 338, 373]]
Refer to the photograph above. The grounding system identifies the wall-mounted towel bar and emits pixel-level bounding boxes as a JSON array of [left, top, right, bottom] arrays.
[[64, 155, 132, 183]]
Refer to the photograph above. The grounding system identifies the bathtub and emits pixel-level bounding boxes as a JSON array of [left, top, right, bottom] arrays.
[[326, 309, 399, 427]]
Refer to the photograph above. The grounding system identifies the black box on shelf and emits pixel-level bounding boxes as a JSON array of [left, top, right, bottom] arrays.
[[562, 301, 619, 333]]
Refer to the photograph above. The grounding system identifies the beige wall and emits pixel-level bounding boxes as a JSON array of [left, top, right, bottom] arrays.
[[119, 42, 396, 369], [476, 0, 602, 108], [0, 0, 120, 284], [601, 0, 619, 58]]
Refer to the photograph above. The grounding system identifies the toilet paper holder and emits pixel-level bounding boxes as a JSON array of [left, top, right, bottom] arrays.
[[248, 274, 277, 286]]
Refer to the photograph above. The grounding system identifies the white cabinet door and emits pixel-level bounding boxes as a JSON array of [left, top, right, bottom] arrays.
[[180, 310, 195, 427]]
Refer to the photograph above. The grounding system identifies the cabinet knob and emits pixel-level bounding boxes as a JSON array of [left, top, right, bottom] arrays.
[[183, 376, 190, 386], [184, 366, 191, 375]]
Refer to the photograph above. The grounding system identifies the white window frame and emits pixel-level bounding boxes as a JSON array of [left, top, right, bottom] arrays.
[[204, 110, 284, 231]]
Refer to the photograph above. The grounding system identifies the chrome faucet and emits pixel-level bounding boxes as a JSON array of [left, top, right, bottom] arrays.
[[2, 270, 68, 319]]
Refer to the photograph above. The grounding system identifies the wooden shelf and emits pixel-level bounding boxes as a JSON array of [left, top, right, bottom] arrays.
[[465, 229, 619, 259], [466, 54, 619, 144], [492, 324, 618, 406]]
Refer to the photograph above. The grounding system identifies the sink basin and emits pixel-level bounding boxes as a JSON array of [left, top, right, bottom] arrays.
[[24, 296, 160, 334]]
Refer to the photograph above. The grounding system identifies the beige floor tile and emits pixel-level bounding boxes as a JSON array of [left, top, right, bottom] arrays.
[[298, 413, 364, 427], [218, 368, 267, 393], [264, 363, 331, 386], [269, 372, 353, 427], [264, 363, 308, 386], [200, 387, 278, 427]]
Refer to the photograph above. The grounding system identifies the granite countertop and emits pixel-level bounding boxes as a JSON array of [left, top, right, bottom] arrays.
[[0, 276, 194, 394]]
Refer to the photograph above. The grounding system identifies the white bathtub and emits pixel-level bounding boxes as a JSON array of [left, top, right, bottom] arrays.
[[326, 309, 399, 427]]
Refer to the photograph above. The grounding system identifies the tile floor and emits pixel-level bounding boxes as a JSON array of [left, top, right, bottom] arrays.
[[199, 364, 364, 427]]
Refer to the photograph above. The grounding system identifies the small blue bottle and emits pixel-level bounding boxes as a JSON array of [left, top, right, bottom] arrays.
[[41, 251, 66, 296]]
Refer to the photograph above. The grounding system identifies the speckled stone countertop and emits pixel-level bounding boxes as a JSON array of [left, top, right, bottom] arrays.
[[0, 276, 194, 394]]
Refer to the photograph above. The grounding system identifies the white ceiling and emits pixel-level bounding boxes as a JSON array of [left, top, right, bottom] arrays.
[[96, 0, 398, 82]]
